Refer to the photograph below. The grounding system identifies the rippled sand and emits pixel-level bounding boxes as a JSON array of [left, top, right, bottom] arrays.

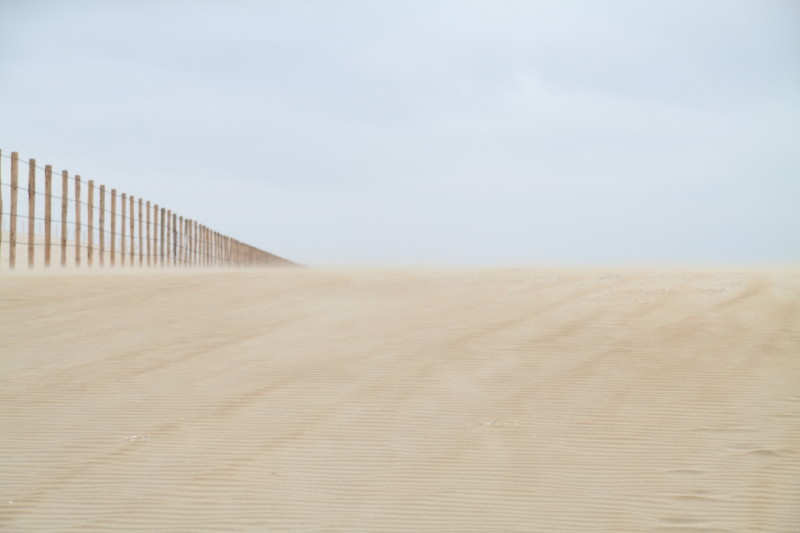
[[1, 267, 799, 531]]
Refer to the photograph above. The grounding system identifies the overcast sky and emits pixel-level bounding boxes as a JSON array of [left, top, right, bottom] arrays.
[[1, 0, 798, 266]]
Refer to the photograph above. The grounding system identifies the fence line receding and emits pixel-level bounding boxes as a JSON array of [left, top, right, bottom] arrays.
[[0, 150, 294, 270]]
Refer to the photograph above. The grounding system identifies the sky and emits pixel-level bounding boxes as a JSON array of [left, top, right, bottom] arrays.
[[1, 0, 798, 266]]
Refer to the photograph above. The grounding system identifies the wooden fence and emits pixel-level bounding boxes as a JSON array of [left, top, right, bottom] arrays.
[[0, 150, 294, 270]]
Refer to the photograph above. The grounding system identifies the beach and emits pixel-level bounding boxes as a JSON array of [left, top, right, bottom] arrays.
[[1, 267, 798, 531]]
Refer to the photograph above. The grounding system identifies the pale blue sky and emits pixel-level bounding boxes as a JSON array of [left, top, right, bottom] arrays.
[[1, 0, 798, 266]]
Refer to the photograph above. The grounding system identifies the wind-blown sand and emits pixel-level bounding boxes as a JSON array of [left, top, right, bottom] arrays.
[[1, 267, 799, 532]]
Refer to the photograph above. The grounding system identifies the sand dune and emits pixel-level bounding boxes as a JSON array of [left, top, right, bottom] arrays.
[[1, 267, 799, 531]]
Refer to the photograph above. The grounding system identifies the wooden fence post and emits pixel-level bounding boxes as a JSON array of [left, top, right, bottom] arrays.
[[146, 201, 151, 266], [188, 219, 193, 266], [130, 195, 135, 265], [44, 165, 52, 267], [138, 198, 143, 266], [99, 185, 105, 267], [190, 220, 194, 266], [61, 170, 68, 267], [74, 175, 81, 267], [153, 203, 159, 266], [27, 159, 35, 268], [160, 207, 165, 266], [9, 152, 18, 269], [172, 212, 177, 266], [165, 209, 171, 266], [120, 193, 126, 267], [0, 149, 3, 266], [183, 219, 189, 266], [178, 216, 184, 265], [87, 180, 94, 267], [110, 189, 116, 267]]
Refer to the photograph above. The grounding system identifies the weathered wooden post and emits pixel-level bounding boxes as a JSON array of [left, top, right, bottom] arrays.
[[200, 225, 205, 266], [74, 175, 81, 267], [87, 180, 94, 267], [0, 149, 3, 266], [9, 152, 18, 269], [110, 189, 116, 267], [60, 170, 68, 267], [146, 201, 151, 266], [172, 212, 177, 266], [138, 198, 143, 266], [153, 203, 159, 266], [27, 159, 35, 268], [44, 165, 52, 267], [188, 219, 193, 266], [160, 207, 165, 266], [120, 192, 127, 267], [178, 216, 184, 265], [130, 195, 135, 265], [99, 185, 105, 266], [165, 209, 171, 266]]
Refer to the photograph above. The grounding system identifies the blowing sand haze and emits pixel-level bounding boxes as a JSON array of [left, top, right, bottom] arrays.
[[1, 267, 798, 531]]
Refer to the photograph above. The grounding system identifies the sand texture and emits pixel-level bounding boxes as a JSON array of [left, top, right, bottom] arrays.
[[1, 267, 799, 532]]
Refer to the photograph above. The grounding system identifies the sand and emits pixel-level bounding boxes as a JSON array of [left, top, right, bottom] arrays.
[[1, 267, 799, 531]]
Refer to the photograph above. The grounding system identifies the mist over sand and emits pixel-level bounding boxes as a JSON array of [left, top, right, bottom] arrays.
[[1, 267, 799, 531]]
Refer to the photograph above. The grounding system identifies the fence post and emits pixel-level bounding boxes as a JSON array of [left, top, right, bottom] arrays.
[[130, 195, 135, 265], [61, 171, 68, 267], [44, 165, 52, 267], [110, 189, 116, 267], [138, 198, 143, 266], [120, 192, 126, 267], [188, 219, 194, 266], [87, 180, 94, 267], [160, 207, 165, 266], [183, 219, 189, 266], [146, 201, 151, 266], [178, 216, 184, 265], [74, 176, 81, 267], [153, 204, 159, 266], [27, 159, 36, 268], [172, 212, 177, 266], [9, 153, 18, 269], [99, 185, 105, 267], [197, 224, 202, 266], [187, 218, 192, 266], [165, 209, 171, 266], [0, 149, 3, 266]]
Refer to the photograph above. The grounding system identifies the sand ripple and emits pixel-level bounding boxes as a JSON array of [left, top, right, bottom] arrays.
[[1, 267, 799, 531]]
